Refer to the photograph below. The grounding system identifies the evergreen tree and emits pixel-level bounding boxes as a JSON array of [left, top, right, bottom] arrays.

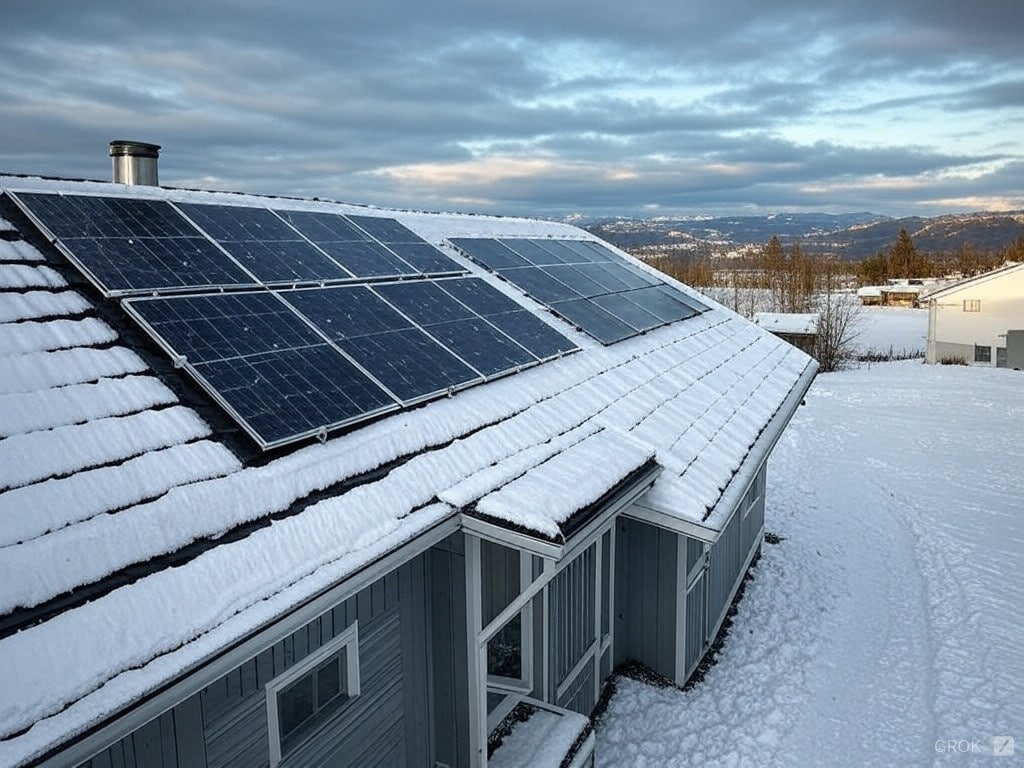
[[888, 228, 923, 279]]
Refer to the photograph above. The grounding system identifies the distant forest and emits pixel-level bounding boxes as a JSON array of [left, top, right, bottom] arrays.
[[644, 229, 1024, 291]]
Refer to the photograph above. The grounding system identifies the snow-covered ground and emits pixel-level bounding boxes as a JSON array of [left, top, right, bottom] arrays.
[[854, 306, 928, 357], [596, 360, 1023, 766]]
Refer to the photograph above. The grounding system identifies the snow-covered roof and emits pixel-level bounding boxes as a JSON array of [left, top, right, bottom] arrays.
[[881, 283, 924, 294], [753, 312, 819, 336], [926, 261, 1024, 300], [857, 286, 883, 297], [0, 176, 815, 766]]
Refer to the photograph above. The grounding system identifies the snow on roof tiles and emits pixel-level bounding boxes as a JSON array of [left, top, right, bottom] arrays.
[[0, 178, 815, 765], [474, 428, 654, 538], [0, 290, 92, 323], [0, 316, 117, 356], [0, 240, 44, 262], [0, 263, 65, 289], [754, 312, 819, 335]]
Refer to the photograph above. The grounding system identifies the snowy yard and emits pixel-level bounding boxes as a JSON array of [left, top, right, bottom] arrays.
[[595, 360, 1023, 766]]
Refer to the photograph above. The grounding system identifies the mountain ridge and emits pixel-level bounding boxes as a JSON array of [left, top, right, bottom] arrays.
[[579, 210, 1024, 259]]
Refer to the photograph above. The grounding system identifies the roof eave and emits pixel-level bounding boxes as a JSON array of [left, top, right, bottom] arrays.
[[628, 357, 819, 541]]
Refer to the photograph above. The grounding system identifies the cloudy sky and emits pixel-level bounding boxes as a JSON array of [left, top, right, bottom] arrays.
[[1, 1, 1022, 219]]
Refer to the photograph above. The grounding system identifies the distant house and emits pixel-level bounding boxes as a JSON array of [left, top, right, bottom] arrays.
[[0, 146, 816, 768], [925, 262, 1024, 367], [857, 286, 883, 306], [753, 312, 819, 357]]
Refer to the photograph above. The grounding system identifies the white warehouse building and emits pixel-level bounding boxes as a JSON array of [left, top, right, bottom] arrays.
[[925, 262, 1024, 367]]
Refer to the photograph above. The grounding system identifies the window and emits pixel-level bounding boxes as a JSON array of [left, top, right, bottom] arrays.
[[974, 344, 992, 363], [963, 299, 981, 312], [266, 621, 360, 766]]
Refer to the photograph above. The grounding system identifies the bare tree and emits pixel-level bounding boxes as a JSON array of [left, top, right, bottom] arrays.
[[815, 267, 862, 372]]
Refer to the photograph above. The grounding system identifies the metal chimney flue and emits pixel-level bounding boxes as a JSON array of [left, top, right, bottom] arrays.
[[109, 140, 161, 186]]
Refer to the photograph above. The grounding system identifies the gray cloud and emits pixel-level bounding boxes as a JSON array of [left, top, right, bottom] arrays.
[[1, 0, 1021, 217]]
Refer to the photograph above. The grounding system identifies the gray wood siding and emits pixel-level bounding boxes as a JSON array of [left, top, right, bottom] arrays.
[[707, 506, 742, 637], [549, 543, 596, 687], [684, 573, 707, 675], [284, 607, 404, 768], [79, 554, 434, 768], [556, 660, 596, 715], [426, 535, 470, 768], [613, 518, 678, 680]]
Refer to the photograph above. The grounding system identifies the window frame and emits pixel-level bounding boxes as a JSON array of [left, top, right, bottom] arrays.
[[265, 620, 360, 767], [963, 299, 981, 312], [974, 344, 992, 363]]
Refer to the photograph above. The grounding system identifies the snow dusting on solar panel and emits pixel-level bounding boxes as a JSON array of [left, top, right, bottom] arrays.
[[449, 237, 708, 344], [10, 191, 584, 450]]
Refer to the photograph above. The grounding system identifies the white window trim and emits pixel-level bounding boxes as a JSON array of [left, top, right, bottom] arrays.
[[265, 620, 360, 767]]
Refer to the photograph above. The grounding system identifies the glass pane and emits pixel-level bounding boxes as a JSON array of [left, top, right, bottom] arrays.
[[487, 614, 523, 680], [278, 675, 315, 737], [487, 691, 507, 714], [481, 540, 521, 625], [316, 652, 343, 707]]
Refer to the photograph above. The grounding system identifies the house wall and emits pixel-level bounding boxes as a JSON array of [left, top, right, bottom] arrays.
[[613, 518, 679, 681], [1006, 330, 1024, 368], [78, 553, 436, 768], [927, 268, 1024, 363], [427, 534, 471, 768], [616, 465, 766, 686]]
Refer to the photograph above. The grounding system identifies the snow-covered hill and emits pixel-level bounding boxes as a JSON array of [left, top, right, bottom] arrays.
[[596, 360, 1023, 766]]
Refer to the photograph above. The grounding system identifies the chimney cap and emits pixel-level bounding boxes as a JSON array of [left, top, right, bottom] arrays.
[[108, 140, 161, 159]]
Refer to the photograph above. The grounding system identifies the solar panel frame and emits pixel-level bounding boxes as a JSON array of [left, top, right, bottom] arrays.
[[10, 191, 260, 296], [347, 214, 465, 276], [499, 239, 571, 266], [496, 266, 583, 303], [279, 285, 483, 402], [549, 298, 636, 345], [448, 238, 531, 270], [175, 202, 354, 285], [123, 291, 401, 448]]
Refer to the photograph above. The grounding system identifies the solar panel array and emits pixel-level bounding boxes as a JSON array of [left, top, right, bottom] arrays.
[[10, 191, 580, 449], [448, 238, 708, 344], [13, 192, 465, 296], [125, 278, 576, 447]]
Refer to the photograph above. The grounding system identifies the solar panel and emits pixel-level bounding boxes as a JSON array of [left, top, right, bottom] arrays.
[[124, 292, 397, 447], [347, 214, 464, 275], [627, 286, 699, 323], [436, 277, 579, 360], [445, 237, 710, 345], [12, 192, 256, 295], [550, 299, 635, 345], [448, 238, 530, 270], [541, 264, 608, 299], [273, 209, 416, 278], [592, 292, 663, 332], [280, 285, 481, 402], [496, 266, 582, 303], [499, 239, 570, 266], [373, 280, 538, 376], [177, 203, 352, 284]]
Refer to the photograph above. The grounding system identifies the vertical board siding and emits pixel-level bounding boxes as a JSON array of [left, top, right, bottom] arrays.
[[550, 544, 596, 687], [613, 518, 678, 680], [707, 507, 741, 638], [684, 573, 706, 675], [556, 661, 595, 715], [427, 538, 470, 768]]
